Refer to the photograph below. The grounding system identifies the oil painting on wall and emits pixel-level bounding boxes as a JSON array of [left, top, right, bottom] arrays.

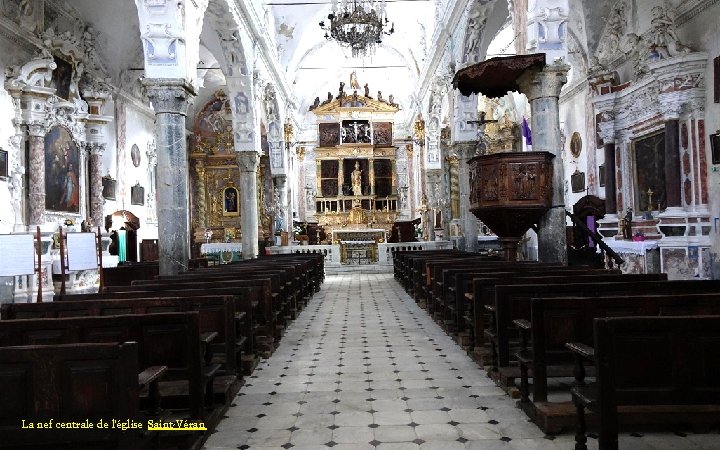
[[45, 126, 80, 213]]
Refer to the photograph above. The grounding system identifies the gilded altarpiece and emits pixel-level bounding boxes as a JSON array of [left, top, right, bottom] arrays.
[[190, 92, 267, 247], [309, 87, 401, 240]]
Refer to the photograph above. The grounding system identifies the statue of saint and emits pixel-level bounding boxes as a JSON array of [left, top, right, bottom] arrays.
[[351, 161, 363, 196], [350, 71, 360, 90]]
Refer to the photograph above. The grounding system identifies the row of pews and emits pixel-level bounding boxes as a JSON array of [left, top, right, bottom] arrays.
[[0, 253, 324, 450], [394, 249, 720, 450]]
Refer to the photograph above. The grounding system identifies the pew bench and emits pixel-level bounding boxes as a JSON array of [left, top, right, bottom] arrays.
[[570, 316, 720, 450], [0, 342, 160, 450], [515, 293, 720, 433]]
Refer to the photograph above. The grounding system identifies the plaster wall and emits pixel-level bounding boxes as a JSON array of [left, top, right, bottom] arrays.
[[121, 102, 157, 244]]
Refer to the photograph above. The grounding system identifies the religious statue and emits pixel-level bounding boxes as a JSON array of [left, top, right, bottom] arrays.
[[351, 161, 363, 196], [350, 71, 360, 90], [364, 83, 370, 98], [310, 96, 320, 110], [338, 81, 345, 99], [647, 6, 689, 59], [621, 207, 633, 240], [377, 91, 383, 102]]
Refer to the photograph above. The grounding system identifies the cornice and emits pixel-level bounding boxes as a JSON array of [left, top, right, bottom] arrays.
[[677, 0, 720, 26]]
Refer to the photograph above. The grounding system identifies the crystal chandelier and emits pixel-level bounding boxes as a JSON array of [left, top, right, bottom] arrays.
[[319, 0, 395, 58]]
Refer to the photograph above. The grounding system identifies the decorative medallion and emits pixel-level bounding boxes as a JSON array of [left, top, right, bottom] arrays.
[[570, 132, 582, 158], [131, 144, 141, 167]]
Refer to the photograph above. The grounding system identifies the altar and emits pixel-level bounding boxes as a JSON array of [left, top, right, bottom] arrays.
[[332, 229, 386, 243], [200, 242, 243, 264]]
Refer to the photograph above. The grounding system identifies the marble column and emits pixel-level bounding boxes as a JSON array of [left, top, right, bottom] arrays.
[[88, 143, 105, 227], [27, 123, 46, 226], [143, 79, 195, 276], [603, 142, 617, 214], [194, 160, 207, 229], [447, 155, 460, 219], [275, 175, 288, 233], [664, 120, 681, 208], [456, 142, 478, 252], [237, 151, 260, 259], [518, 62, 569, 264]]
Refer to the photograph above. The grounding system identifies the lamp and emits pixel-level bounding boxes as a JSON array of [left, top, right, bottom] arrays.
[[319, 0, 394, 58]]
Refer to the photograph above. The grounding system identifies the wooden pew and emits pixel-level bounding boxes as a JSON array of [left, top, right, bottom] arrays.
[[436, 266, 615, 335], [518, 293, 720, 426], [2, 295, 247, 378], [570, 315, 720, 450], [464, 273, 665, 362], [0, 341, 161, 450], [491, 279, 719, 384], [0, 312, 225, 423], [105, 280, 278, 352]]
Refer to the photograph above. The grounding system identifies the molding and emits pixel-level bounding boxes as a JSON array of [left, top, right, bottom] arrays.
[[414, 0, 468, 120], [231, 0, 296, 110], [560, 79, 589, 103], [0, 16, 43, 54], [677, 0, 720, 26]]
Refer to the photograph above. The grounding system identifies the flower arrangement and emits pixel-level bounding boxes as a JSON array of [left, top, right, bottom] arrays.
[[414, 223, 423, 238], [632, 230, 646, 241], [292, 225, 303, 235], [63, 218, 75, 227]]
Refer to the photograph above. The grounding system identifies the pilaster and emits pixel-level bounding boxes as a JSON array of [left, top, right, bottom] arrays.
[[27, 122, 46, 226]]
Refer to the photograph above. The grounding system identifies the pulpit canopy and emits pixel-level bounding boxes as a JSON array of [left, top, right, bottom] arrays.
[[452, 53, 546, 98]]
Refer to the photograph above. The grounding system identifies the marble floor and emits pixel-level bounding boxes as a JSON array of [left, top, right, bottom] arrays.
[[203, 273, 719, 450]]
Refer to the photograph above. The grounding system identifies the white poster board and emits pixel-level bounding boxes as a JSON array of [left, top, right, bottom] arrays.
[[0, 234, 36, 276], [66, 233, 98, 271]]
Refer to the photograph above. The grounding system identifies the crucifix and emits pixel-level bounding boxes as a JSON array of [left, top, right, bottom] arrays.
[[467, 112, 498, 156], [646, 188, 654, 211]]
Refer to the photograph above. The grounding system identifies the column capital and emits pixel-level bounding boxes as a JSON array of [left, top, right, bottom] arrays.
[[143, 79, 196, 115], [517, 63, 570, 101], [27, 122, 46, 137], [89, 142, 106, 156], [597, 121, 616, 145], [236, 151, 260, 172]]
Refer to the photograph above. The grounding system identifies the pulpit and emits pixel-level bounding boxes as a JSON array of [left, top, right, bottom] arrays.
[[468, 151, 554, 261]]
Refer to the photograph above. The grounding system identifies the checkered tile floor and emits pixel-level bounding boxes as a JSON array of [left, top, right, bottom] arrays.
[[203, 273, 718, 449]]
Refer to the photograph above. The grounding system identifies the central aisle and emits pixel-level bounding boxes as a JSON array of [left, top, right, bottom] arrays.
[[203, 273, 567, 449]]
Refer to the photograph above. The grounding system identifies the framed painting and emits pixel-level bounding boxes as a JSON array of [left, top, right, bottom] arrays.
[[571, 170, 586, 193], [131, 184, 145, 206], [44, 126, 80, 213], [0, 148, 7, 178], [102, 175, 116, 200], [711, 130, 720, 164], [50, 57, 73, 101], [222, 185, 239, 217]]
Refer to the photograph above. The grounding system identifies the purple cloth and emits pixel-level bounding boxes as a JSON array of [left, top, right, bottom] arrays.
[[521, 117, 532, 146]]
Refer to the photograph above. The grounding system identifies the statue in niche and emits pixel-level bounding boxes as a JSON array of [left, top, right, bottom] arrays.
[[351, 161, 363, 196]]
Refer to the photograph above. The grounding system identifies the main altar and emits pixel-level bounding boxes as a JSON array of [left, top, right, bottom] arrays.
[[308, 81, 401, 251]]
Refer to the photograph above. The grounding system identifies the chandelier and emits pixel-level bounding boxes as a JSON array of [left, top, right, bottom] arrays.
[[319, 0, 395, 58]]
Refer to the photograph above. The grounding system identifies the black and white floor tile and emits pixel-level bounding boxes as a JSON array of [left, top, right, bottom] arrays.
[[203, 273, 717, 450]]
